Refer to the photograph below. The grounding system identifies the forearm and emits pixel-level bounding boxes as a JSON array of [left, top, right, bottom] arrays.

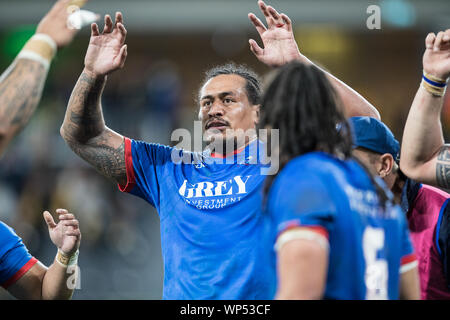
[[41, 261, 77, 300], [296, 54, 380, 119], [400, 85, 445, 184], [61, 69, 108, 144], [0, 59, 48, 155]]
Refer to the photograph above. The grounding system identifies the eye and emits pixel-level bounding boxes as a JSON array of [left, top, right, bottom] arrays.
[[202, 100, 211, 107], [223, 98, 234, 105]]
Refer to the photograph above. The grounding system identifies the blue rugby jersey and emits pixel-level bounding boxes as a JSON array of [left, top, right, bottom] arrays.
[[267, 152, 416, 300], [119, 138, 276, 299], [0, 221, 37, 288]]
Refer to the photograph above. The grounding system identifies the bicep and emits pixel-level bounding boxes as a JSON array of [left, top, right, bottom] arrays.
[[275, 229, 329, 300], [399, 267, 420, 300], [7, 261, 47, 300]]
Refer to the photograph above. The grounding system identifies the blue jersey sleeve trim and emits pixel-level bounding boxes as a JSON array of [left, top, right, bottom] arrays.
[[436, 198, 450, 257]]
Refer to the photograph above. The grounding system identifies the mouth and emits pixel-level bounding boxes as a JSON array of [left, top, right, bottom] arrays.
[[205, 119, 229, 131]]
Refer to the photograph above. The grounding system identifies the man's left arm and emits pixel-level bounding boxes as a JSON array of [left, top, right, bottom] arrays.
[[248, 0, 380, 119]]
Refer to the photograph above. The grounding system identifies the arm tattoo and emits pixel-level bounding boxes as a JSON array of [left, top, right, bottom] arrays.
[[436, 145, 450, 189], [0, 59, 47, 154], [61, 71, 127, 184]]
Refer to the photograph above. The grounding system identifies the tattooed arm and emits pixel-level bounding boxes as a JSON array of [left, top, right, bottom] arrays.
[[61, 71, 126, 185], [400, 30, 450, 188], [0, 0, 83, 157], [61, 13, 128, 185], [0, 61, 47, 155]]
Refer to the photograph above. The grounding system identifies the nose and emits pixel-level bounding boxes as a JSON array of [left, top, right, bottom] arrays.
[[207, 101, 225, 118]]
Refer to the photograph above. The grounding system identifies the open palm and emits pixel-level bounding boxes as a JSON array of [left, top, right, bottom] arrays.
[[84, 12, 127, 77], [248, 1, 301, 67]]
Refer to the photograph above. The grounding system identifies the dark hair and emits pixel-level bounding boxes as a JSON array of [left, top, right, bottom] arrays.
[[259, 61, 390, 209], [201, 63, 262, 105]]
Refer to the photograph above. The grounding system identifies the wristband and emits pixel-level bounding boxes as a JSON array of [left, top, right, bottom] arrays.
[[16, 34, 57, 70], [56, 249, 79, 267], [421, 71, 448, 97]]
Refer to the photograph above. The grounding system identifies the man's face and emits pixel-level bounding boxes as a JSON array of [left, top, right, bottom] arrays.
[[198, 74, 259, 146]]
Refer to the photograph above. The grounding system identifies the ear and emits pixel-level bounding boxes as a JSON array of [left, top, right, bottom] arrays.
[[253, 104, 260, 125], [378, 153, 394, 178]]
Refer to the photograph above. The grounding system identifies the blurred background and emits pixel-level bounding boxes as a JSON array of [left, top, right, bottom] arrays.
[[0, 0, 449, 299]]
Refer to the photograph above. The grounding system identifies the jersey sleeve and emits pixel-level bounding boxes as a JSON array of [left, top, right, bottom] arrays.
[[118, 137, 175, 209], [268, 169, 337, 251], [0, 222, 38, 288], [437, 199, 450, 289], [399, 209, 418, 274]]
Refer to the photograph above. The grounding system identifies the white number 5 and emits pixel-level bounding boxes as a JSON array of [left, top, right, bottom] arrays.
[[363, 227, 388, 299]]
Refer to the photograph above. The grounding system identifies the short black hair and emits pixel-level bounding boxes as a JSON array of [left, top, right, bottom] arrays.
[[201, 63, 262, 105]]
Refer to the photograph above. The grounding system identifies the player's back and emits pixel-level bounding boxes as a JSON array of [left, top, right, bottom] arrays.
[[268, 152, 415, 299]]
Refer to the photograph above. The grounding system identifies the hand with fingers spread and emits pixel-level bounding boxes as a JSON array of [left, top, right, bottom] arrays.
[[84, 12, 128, 78], [43, 209, 81, 256], [423, 29, 450, 81], [248, 0, 301, 67]]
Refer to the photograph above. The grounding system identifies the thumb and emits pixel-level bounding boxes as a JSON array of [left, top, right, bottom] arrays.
[[249, 39, 263, 57], [43, 211, 57, 229], [115, 44, 128, 69]]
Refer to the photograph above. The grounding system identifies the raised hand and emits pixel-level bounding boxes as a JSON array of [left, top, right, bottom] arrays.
[[43, 209, 81, 256], [84, 12, 128, 78], [36, 0, 92, 48], [423, 29, 450, 80], [248, 0, 301, 67]]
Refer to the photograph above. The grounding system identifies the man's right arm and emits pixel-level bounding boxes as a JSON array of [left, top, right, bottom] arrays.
[[61, 70, 126, 185], [61, 12, 128, 185]]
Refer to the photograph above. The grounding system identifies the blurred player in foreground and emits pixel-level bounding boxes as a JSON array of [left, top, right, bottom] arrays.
[[351, 116, 450, 299], [0, 0, 92, 299], [262, 62, 420, 300], [61, 1, 380, 299]]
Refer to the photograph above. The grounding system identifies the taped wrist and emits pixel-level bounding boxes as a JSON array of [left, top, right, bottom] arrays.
[[56, 249, 79, 267], [422, 71, 448, 97], [17, 33, 57, 70]]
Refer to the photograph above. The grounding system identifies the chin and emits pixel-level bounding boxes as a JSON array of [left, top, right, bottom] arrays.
[[205, 131, 227, 144]]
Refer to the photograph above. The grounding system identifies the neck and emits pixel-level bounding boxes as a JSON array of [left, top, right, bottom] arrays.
[[391, 173, 406, 204]]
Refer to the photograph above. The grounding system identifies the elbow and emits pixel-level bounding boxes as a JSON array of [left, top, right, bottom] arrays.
[[399, 159, 423, 182]]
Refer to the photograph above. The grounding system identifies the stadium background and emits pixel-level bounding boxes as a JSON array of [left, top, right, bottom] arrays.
[[0, 0, 449, 299]]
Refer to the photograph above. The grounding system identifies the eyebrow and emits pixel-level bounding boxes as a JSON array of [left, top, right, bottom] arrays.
[[200, 91, 236, 101]]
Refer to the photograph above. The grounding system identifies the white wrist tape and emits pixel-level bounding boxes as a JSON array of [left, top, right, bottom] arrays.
[[16, 33, 57, 70], [67, 10, 98, 30], [56, 249, 79, 267]]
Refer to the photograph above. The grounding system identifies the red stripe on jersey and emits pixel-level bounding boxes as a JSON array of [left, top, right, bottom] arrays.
[[211, 145, 246, 159], [2, 257, 38, 289], [118, 137, 136, 193], [401, 253, 417, 266]]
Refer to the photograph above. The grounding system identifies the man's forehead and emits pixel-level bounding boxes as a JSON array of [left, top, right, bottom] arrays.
[[200, 74, 246, 97]]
